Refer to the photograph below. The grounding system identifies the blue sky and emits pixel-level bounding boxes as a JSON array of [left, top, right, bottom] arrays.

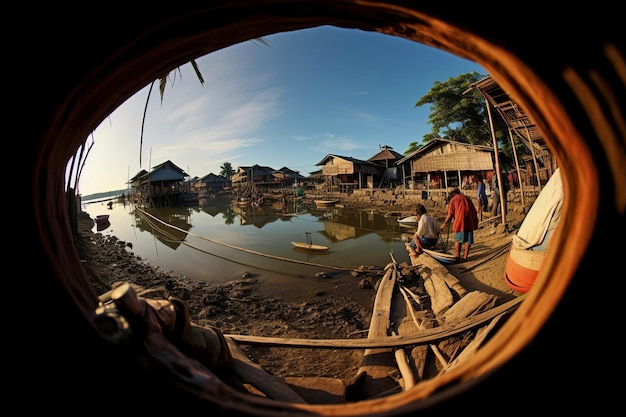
[[78, 26, 485, 196]]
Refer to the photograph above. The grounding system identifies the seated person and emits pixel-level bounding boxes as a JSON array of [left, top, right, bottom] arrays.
[[408, 204, 441, 254]]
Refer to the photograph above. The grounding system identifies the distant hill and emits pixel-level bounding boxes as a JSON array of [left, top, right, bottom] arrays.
[[81, 189, 128, 203]]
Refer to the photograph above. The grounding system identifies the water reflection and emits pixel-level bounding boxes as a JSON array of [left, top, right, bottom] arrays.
[[133, 206, 193, 250], [84, 198, 412, 284], [232, 204, 281, 228], [319, 207, 401, 243]]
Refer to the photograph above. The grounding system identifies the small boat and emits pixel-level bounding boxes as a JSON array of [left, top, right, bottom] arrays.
[[504, 168, 562, 293], [383, 212, 404, 218], [291, 232, 329, 251], [291, 241, 329, 251], [95, 214, 110, 223], [403, 237, 457, 264], [236, 197, 251, 206], [95, 214, 111, 231], [397, 215, 419, 226], [422, 248, 458, 264], [96, 218, 111, 231], [314, 199, 338, 207]]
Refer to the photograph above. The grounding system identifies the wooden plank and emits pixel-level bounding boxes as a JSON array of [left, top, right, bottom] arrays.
[[423, 271, 454, 317], [224, 295, 526, 349], [441, 291, 498, 324], [393, 332, 416, 390], [224, 337, 307, 403], [353, 267, 400, 399], [434, 292, 498, 375], [398, 286, 447, 369], [406, 243, 468, 297], [444, 314, 504, 371], [367, 267, 397, 337]]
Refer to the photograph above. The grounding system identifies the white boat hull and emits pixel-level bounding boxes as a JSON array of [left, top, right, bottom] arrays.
[[398, 215, 419, 226], [291, 241, 329, 251]]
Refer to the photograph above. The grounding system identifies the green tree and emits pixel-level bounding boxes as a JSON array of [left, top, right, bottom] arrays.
[[411, 71, 510, 151], [221, 206, 236, 225], [403, 141, 422, 155], [219, 162, 235, 180]]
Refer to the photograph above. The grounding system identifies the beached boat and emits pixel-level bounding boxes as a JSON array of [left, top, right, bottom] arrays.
[[95, 214, 110, 223], [94, 214, 111, 231], [422, 247, 458, 264], [504, 168, 562, 293]]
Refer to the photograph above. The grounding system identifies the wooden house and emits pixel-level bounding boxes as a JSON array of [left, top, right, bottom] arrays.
[[127, 169, 149, 203], [231, 164, 282, 200], [232, 164, 274, 187], [367, 145, 405, 188], [306, 168, 325, 191], [273, 166, 306, 186], [396, 138, 498, 197], [314, 154, 385, 193], [129, 160, 192, 207], [196, 173, 230, 195]]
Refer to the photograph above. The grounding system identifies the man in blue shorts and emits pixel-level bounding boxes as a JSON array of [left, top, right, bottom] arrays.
[[440, 188, 479, 262]]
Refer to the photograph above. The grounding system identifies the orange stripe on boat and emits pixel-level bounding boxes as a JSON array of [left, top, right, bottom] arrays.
[[503, 246, 545, 293]]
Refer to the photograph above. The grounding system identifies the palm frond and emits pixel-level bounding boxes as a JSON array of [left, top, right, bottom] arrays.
[[138, 39, 266, 168], [140, 81, 157, 167], [190, 59, 204, 84]]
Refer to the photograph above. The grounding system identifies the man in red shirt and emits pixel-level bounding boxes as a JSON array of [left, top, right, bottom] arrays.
[[440, 188, 479, 262]]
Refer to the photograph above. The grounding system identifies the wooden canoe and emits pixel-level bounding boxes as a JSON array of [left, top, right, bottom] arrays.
[[422, 248, 458, 264], [291, 241, 329, 251]]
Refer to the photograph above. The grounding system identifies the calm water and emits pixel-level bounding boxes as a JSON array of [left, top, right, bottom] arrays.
[[83, 197, 415, 285]]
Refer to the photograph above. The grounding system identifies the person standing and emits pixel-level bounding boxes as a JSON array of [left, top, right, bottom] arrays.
[[409, 204, 440, 254], [491, 170, 509, 218], [475, 175, 488, 220], [440, 188, 479, 262]]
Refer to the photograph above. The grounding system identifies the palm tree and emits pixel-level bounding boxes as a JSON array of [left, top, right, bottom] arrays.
[[219, 162, 235, 180], [222, 206, 236, 225], [140, 60, 204, 166], [140, 38, 269, 166]]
